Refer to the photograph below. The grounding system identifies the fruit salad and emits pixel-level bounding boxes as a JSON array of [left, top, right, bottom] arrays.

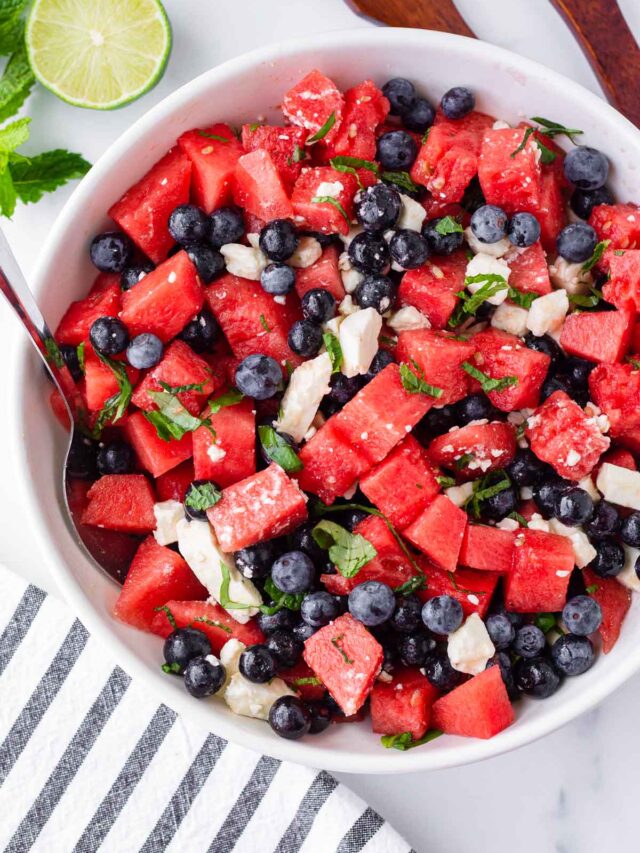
[[52, 69, 640, 748]]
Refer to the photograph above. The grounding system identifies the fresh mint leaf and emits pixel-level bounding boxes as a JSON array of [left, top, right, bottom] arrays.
[[381, 730, 443, 750], [331, 633, 354, 664], [435, 215, 463, 236], [399, 361, 443, 398], [154, 604, 177, 630], [161, 662, 182, 675], [312, 520, 376, 578], [292, 143, 306, 163], [191, 616, 232, 633], [0, 151, 15, 216], [0, 115, 29, 151], [43, 335, 63, 368], [448, 276, 508, 327], [530, 116, 583, 141], [198, 130, 230, 142], [259, 313, 271, 332], [311, 195, 350, 228], [330, 155, 379, 176], [0, 43, 34, 123], [535, 613, 557, 634], [508, 511, 529, 527], [291, 676, 322, 687], [185, 481, 222, 512], [510, 126, 535, 158], [394, 576, 426, 596], [262, 576, 305, 614], [218, 562, 256, 612], [76, 342, 85, 373], [209, 388, 244, 414], [9, 149, 90, 204], [306, 112, 337, 144], [462, 361, 518, 393], [92, 353, 132, 436], [258, 425, 303, 473], [247, 122, 261, 133], [147, 388, 210, 441], [143, 411, 186, 441], [581, 239, 610, 272], [381, 170, 420, 194], [508, 287, 539, 309], [436, 475, 457, 488], [465, 472, 512, 518], [455, 452, 475, 470], [535, 138, 557, 164], [585, 583, 599, 595], [159, 380, 205, 395], [569, 287, 603, 308], [323, 330, 343, 373]]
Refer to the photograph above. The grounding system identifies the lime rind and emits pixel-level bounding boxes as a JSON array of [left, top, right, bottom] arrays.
[[25, 0, 172, 110]]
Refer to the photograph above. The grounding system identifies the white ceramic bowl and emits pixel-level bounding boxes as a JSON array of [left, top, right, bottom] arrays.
[[13, 28, 640, 774]]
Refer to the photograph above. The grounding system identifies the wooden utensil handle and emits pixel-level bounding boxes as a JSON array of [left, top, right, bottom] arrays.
[[345, 0, 475, 38], [550, 0, 640, 126]]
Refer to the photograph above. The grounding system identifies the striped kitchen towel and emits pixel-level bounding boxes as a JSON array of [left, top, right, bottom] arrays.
[[0, 565, 412, 853]]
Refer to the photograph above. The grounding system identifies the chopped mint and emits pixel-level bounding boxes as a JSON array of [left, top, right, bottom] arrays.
[[581, 239, 610, 272], [311, 195, 350, 228], [306, 112, 336, 144], [380, 170, 420, 195], [435, 215, 463, 236], [312, 520, 377, 578], [323, 330, 343, 373], [381, 730, 443, 750], [399, 361, 443, 398], [330, 633, 354, 664], [185, 481, 222, 512], [258, 425, 303, 473], [209, 388, 244, 414], [462, 361, 519, 394], [154, 604, 177, 629], [198, 130, 230, 142]]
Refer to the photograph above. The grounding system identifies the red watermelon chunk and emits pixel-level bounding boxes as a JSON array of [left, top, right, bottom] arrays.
[[470, 328, 550, 411], [321, 80, 389, 161], [526, 390, 610, 480], [55, 279, 121, 346], [155, 460, 194, 502], [282, 70, 344, 141], [360, 435, 440, 528], [120, 250, 204, 343], [279, 661, 327, 702], [295, 244, 345, 301], [417, 564, 500, 619], [83, 347, 139, 412], [231, 328, 303, 370], [371, 667, 439, 740], [109, 146, 191, 263], [177, 123, 243, 213], [589, 362, 640, 437], [113, 537, 207, 631], [395, 329, 476, 406], [460, 525, 516, 573], [403, 494, 467, 572], [560, 308, 633, 364], [149, 598, 264, 654], [291, 166, 358, 236], [478, 127, 542, 214], [192, 397, 256, 487], [240, 124, 308, 194], [123, 411, 193, 477], [602, 249, 640, 310], [398, 251, 467, 329], [296, 420, 371, 504], [583, 569, 631, 653], [209, 463, 308, 551], [536, 169, 568, 251], [49, 387, 71, 431], [82, 474, 156, 534], [233, 149, 294, 222], [505, 243, 552, 295], [132, 340, 221, 415], [303, 612, 383, 716], [599, 447, 637, 473], [589, 203, 640, 249], [333, 363, 435, 464], [431, 666, 514, 739], [428, 421, 516, 479], [505, 528, 574, 612]]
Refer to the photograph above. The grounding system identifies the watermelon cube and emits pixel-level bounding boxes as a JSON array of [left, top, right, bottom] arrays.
[[403, 495, 467, 573], [589, 203, 640, 249], [155, 460, 195, 502], [192, 397, 256, 487], [398, 251, 467, 329], [178, 123, 244, 212], [583, 568, 631, 653], [560, 308, 634, 364], [333, 363, 435, 464], [291, 167, 359, 236], [49, 387, 71, 431], [113, 537, 207, 631], [417, 564, 500, 619], [233, 149, 294, 222], [599, 447, 637, 472], [371, 667, 439, 739], [431, 666, 514, 739], [83, 347, 138, 412], [123, 411, 193, 478], [109, 146, 191, 263], [478, 127, 542, 214], [149, 599, 264, 654], [282, 70, 345, 141], [295, 244, 345, 301], [55, 279, 121, 346], [360, 435, 440, 528], [428, 421, 516, 479], [459, 525, 516, 573], [470, 328, 551, 411], [279, 661, 326, 702], [303, 612, 383, 716], [395, 329, 476, 406], [505, 528, 574, 612], [209, 463, 308, 551], [321, 79, 389, 161], [241, 124, 309, 194], [120, 251, 205, 343], [526, 390, 610, 480], [505, 243, 552, 295], [296, 420, 371, 504], [602, 249, 640, 310], [589, 362, 640, 437], [82, 474, 156, 534]]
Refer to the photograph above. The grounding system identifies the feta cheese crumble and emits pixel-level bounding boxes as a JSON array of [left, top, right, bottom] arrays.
[[220, 243, 268, 280], [526, 289, 569, 337], [447, 613, 496, 676], [464, 227, 511, 259], [397, 193, 427, 232], [596, 463, 640, 511], [275, 352, 332, 442], [387, 305, 431, 333], [491, 302, 529, 337], [152, 499, 184, 546], [465, 253, 511, 304], [339, 306, 382, 377], [287, 236, 323, 268]]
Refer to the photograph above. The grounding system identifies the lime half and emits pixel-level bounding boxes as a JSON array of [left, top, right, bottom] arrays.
[[26, 0, 172, 110]]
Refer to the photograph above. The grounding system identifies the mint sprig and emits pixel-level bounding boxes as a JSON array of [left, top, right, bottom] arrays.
[[312, 520, 376, 578]]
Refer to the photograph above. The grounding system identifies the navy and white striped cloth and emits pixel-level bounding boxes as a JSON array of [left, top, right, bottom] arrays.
[[0, 565, 412, 852]]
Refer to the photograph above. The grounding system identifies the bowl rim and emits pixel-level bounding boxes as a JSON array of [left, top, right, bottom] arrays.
[[13, 25, 640, 774]]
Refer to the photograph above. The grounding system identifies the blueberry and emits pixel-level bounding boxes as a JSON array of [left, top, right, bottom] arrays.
[[293, 620, 318, 642], [570, 186, 614, 220], [454, 394, 498, 425], [209, 207, 245, 247], [89, 316, 129, 355], [470, 204, 508, 243], [421, 595, 463, 634], [235, 540, 282, 580], [485, 613, 516, 650], [533, 478, 571, 518], [90, 231, 134, 273], [486, 651, 519, 700], [269, 695, 311, 739], [563, 356, 596, 388], [60, 344, 83, 382], [621, 512, 640, 547], [348, 581, 395, 626], [257, 608, 296, 635], [563, 146, 609, 191], [96, 440, 134, 476], [308, 701, 333, 734], [301, 591, 340, 627], [423, 651, 462, 691], [235, 354, 281, 399], [354, 274, 396, 314], [390, 594, 422, 634], [348, 231, 390, 274], [288, 320, 323, 358], [587, 536, 625, 578], [65, 433, 98, 479], [239, 644, 277, 683], [169, 204, 209, 245], [551, 634, 595, 676], [422, 217, 465, 256], [555, 487, 594, 527], [382, 78, 417, 115], [440, 86, 475, 120], [121, 260, 154, 291], [402, 97, 436, 132], [334, 506, 369, 532], [365, 348, 394, 380], [261, 262, 296, 295], [266, 629, 304, 668], [298, 229, 337, 249], [507, 448, 548, 488], [164, 627, 211, 672], [398, 632, 436, 667], [512, 624, 546, 658], [355, 183, 401, 233], [586, 500, 621, 540], [507, 212, 541, 248], [184, 655, 226, 697], [514, 657, 561, 698], [540, 374, 574, 404], [482, 485, 518, 521], [301, 288, 336, 323], [563, 595, 602, 636], [179, 310, 219, 353], [290, 522, 325, 565], [557, 223, 597, 263], [375, 130, 418, 171], [389, 230, 430, 269], [417, 404, 457, 438], [321, 373, 364, 416], [272, 551, 316, 595], [185, 243, 225, 283], [523, 332, 563, 365], [126, 332, 164, 368], [259, 220, 298, 262], [184, 479, 220, 521]]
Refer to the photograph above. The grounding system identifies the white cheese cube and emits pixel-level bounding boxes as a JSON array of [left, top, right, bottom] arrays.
[[526, 289, 569, 337], [596, 463, 640, 511], [464, 227, 511, 258], [547, 519, 597, 568], [491, 302, 529, 337], [549, 256, 593, 295], [338, 251, 364, 294], [397, 193, 427, 232], [339, 307, 382, 377], [387, 305, 431, 332], [578, 476, 601, 503], [275, 352, 332, 443], [220, 243, 268, 280], [287, 236, 323, 269], [617, 546, 640, 592], [497, 517, 520, 531], [528, 513, 551, 532], [447, 613, 495, 676], [445, 482, 474, 507], [315, 180, 344, 198], [220, 638, 245, 677], [339, 225, 363, 247], [224, 672, 294, 721], [152, 499, 184, 546], [338, 294, 360, 316], [465, 253, 510, 304]]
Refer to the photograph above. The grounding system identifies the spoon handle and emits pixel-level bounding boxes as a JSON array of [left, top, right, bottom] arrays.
[[345, 0, 475, 37]]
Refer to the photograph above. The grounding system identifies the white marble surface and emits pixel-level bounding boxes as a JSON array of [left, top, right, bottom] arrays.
[[2, 1, 640, 850]]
